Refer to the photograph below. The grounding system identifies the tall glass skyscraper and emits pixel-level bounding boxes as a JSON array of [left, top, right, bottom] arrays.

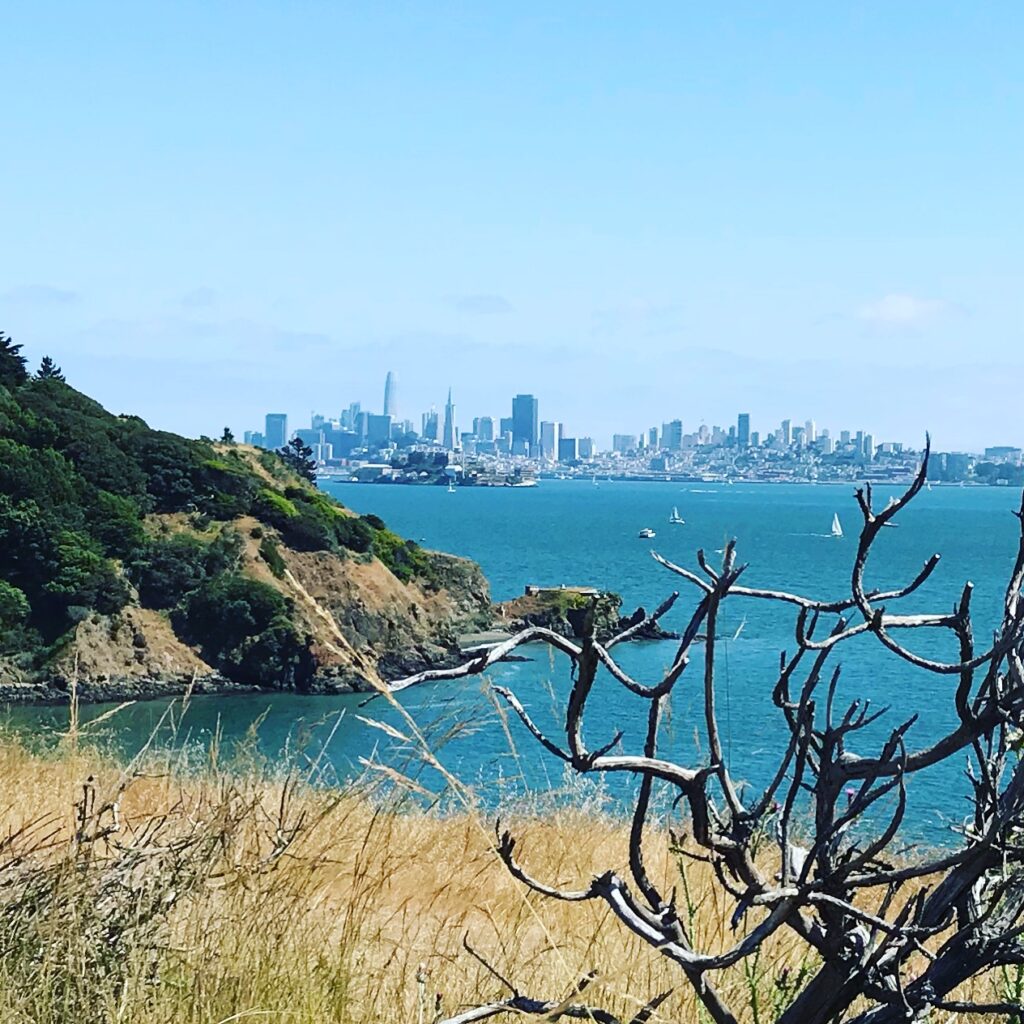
[[737, 413, 751, 447], [265, 413, 288, 450], [512, 394, 539, 451]]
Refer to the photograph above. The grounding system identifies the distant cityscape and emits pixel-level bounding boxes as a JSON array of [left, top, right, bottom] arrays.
[[240, 371, 1024, 487]]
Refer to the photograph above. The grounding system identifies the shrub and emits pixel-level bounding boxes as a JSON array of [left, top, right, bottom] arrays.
[[204, 527, 243, 576], [259, 537, 287, 578], [42, 531, 130, 619], [85, 490, 146, 559], [177, 574, 312, 689], [198, 458, 259, 518], [129, 535, 210, 610], [126, 431, 209, 513], [332, 514, 374, 554], [281, 510, 336, 552], [222, 621, 315, 689], [254, 488, 299, 528], [0, 580, 30, 629], [370, 526, 434, 584]]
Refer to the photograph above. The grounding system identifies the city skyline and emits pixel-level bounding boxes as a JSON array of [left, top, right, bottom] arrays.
[[239, 368, 1022, 486], [2, 5, 1022, 451], [240, 369, 998, 458]]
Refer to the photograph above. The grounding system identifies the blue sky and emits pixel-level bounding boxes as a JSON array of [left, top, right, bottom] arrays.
[[2, 2, 1021, 450]]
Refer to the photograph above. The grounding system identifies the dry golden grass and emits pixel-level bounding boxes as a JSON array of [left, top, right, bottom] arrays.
[[0, 732, 1014, 1024]]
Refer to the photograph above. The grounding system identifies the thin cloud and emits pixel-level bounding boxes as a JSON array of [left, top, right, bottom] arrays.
[[448, 293, 513, 314], [2, 284, 80, 306], [179, 286, 219, 309], [591, 301, 684, 337], [857, 293, 949, 328]]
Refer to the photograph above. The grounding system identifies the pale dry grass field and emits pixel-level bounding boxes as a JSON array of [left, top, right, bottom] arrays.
[[0, 723, 1015, 1024]]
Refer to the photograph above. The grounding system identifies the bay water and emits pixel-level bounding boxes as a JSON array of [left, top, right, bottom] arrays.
[[7, 479, 1023, 846]]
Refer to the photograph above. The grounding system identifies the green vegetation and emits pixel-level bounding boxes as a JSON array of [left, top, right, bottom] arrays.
[[258, 536, 287, 578], [369, 527, 437, 585], [277, 435, 318, 483], [0, 333, 443, 687], [175, 574, 314, 688]]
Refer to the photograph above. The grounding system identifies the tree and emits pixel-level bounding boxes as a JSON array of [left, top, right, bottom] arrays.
[[393, 441, 1024, 1024], [0, 332, 28, 388], [278, 436, 317, 484], [36, 356, 65, 382], [221, 426, 235, 444]]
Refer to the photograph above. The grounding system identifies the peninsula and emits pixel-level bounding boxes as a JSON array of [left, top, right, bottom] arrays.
[[0, 337, 491, 702]]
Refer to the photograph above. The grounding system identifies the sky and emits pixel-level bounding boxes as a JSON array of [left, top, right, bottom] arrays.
[[1, 1, 1022, 451]]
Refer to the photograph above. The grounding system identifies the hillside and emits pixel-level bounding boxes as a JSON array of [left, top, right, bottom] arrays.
[[0, 336, 490, 701]]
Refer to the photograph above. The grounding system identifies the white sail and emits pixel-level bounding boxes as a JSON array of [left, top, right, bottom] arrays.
[[831, 513, 843, 538]]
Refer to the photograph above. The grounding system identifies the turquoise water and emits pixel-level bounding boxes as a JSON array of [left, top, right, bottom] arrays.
[[7, 480, 1023, 845]]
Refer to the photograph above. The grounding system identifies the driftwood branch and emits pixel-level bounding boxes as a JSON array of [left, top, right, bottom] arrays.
[[391, 443, 1024, 1023]]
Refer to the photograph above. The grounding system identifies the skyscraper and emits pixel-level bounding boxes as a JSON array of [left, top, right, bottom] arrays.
[[383, 371, 397, 417], [265, 413, 288, 450], [781, 419, 792, 447], [539, 420, 561, 459], [512, 394, 539, 453], [442, 388, 458, 450], [422, 408, 438, 441], [661, 420, 683, 452], [473, 416, 495, 441], [737, 413, 751, 447], [805, 419, 816, 444]]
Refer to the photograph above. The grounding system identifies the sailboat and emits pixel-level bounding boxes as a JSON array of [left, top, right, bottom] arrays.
[[447, 481, 457, 493], [669, 506, 685, 525], [831, 513, 843, 538]]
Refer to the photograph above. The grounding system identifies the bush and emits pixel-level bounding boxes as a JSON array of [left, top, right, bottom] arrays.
[[198, 458, 259, 518], [177, 574, 313, 689], [222, 621, 315, 690], [85, 490, 146, 559], [204, 528, 243, 576], [259, 537, 287, 578], [42, 531, 130, 619], [370, 526, 434, 584], [333, 514, 374, 554], [0, 580, 30, 629], [129, 536, 210, 610], [253, 488, 299, 528], [281, 510, 336, 552], [128, 431, 211, 513]]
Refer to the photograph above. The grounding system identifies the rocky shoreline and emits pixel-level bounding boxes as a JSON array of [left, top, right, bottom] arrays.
[[0, 643, 473, 705], [0, 603, 670, 707]]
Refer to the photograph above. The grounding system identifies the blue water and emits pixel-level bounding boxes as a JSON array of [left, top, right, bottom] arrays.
[[7, 480, 1022, 846]]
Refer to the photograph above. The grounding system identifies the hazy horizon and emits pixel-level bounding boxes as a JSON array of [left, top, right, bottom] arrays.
[[2, 3, 1022, 450]]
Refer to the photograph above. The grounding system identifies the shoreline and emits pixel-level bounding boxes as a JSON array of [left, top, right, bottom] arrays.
[[325, 475, 984, 488]]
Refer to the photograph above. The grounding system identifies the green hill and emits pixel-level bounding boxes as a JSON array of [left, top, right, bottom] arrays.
[[0, 333, 489, 700]]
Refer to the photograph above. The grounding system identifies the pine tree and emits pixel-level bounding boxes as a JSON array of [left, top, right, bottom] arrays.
[[37, 355, 66, 382], [0, 332, 28, 388], [278, 436, 318, 484], [221, 427, 235, 444]]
